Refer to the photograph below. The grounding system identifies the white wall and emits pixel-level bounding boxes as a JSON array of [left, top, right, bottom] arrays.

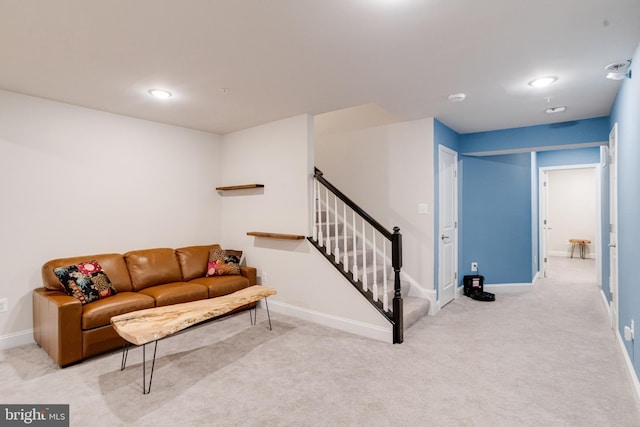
[[314, 114, 435, 292], [220, 114, 392, 341], [0, 90, 221, 345], [547, 168, 597, 257]]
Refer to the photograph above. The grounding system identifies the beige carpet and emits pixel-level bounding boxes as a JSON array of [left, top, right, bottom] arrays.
[[1, 256, 639, 426]]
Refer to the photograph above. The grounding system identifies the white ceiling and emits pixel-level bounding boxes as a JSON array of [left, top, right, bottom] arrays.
[[1, 0, 639, 135]]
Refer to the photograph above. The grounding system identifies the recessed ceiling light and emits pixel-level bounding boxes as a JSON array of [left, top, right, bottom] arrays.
[[529, 77, 557, 88], [148, 89, 172, 99], [448, 93, 466, 103], [546, 106, 566, 114]]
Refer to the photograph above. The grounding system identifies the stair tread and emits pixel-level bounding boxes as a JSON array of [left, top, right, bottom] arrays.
[[403, 296, 430, 330]]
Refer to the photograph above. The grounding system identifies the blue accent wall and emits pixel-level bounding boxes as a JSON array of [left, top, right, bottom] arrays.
[[609, 41, 640, 378], [435, 116, 618, 302], [460, 153, 533, 283], [537, 146, 601, 167], [433, 119, 460, 298], [460, 117, 610, 154]]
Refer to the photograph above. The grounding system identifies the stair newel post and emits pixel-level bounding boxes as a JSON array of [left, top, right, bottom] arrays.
[[334, 195, 339, 263], [312, 177, 318, 242], [392, 226, 403, 344], [342, 203, 348, 272], [325, 186, 331, 255], [383, 240, 388, 311], [361, 218, 368, 292], [352, 211, 358, 280], [372, 225, 378, 302]]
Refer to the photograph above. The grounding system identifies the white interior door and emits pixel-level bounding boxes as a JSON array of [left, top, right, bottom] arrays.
[[609, 123, 619, 331], [438, 145, 458, 307]]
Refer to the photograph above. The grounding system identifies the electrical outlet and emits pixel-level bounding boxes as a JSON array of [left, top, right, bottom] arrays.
[[624, 320, 635, 341], [471, 262, 478, 272], [262, 272, 268, 284], [0, 298, 7, 313]]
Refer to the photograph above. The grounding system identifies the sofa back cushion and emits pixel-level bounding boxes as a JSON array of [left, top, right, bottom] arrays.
[[125, 248, 183, 291], [175, 244, 221, 281], [42, 253, 132, 293]]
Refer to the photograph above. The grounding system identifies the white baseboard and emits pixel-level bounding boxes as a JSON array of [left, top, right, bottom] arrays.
[[263, 300, 392, 343], [0, 329, 34, 350], [532, 271, 541, 284], [616, 329, 640, 414]]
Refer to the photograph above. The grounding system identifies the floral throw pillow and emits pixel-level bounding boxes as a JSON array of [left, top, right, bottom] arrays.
[[206, 249, 242, 277], [53, 261, 117, 305]]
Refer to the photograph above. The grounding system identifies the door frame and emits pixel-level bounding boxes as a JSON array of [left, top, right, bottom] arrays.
[[538, 163, 602, 283], [609, 123, 619, 332], [438, 144, 459, 307]]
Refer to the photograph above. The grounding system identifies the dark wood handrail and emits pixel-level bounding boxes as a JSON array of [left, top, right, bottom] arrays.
[[314, 167, 393, 240]]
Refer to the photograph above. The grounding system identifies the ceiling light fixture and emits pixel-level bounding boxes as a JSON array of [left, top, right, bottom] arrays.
[[529, 76, 557, 88], [448, 93, 466, 103], [546, 106, 566, 114], [148, 89, 172, 99]]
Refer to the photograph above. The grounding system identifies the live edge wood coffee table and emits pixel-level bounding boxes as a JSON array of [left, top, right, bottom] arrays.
[[111, 285, 277, 394]]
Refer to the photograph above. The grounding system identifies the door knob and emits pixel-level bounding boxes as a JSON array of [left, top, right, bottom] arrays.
[[609, 243, 617, 248], [441, 234, 449, 240]]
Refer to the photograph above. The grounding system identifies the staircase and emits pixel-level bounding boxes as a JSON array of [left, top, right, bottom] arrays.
[[309, 168, 430, 342]]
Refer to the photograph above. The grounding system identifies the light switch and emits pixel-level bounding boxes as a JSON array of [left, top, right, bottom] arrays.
[[418, 203, 428, 215]]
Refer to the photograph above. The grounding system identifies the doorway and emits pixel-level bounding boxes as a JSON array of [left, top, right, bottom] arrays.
[[539, 164, 601, 282]]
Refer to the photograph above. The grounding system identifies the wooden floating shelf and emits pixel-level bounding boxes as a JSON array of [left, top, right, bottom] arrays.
[[216, 184, 264, 191], [247, 232, 306, 240]]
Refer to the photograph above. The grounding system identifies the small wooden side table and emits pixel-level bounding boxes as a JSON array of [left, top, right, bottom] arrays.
[[569, 239, 591, 259]]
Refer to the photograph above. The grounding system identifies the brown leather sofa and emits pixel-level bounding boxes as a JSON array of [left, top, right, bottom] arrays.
[[33, 244, 257, 367]]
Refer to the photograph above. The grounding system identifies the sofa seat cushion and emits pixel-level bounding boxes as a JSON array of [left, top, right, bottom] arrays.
[[138, 282, 208, 307], [82, 292, 155, 330], [189, 275, 250, 298]]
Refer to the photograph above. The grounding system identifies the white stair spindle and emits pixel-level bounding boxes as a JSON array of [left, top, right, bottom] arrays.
[[312, 178, 318, 241], [334, 195, 339, 262], [325, 187, 331, 255], [317, 182, 324, 247], [342, 203, 348, 272], [383, 240, 389, 311], [361, 218, 368, 292], [352, 211, 358, 280], [372, 226, 378, 302]]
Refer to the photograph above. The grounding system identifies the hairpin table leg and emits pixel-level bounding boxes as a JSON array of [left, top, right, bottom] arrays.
[[249, 304, 257, 326], [265, 298, 272, 331], [142, 340, 158, 394], [120, 342, 129, 371]]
